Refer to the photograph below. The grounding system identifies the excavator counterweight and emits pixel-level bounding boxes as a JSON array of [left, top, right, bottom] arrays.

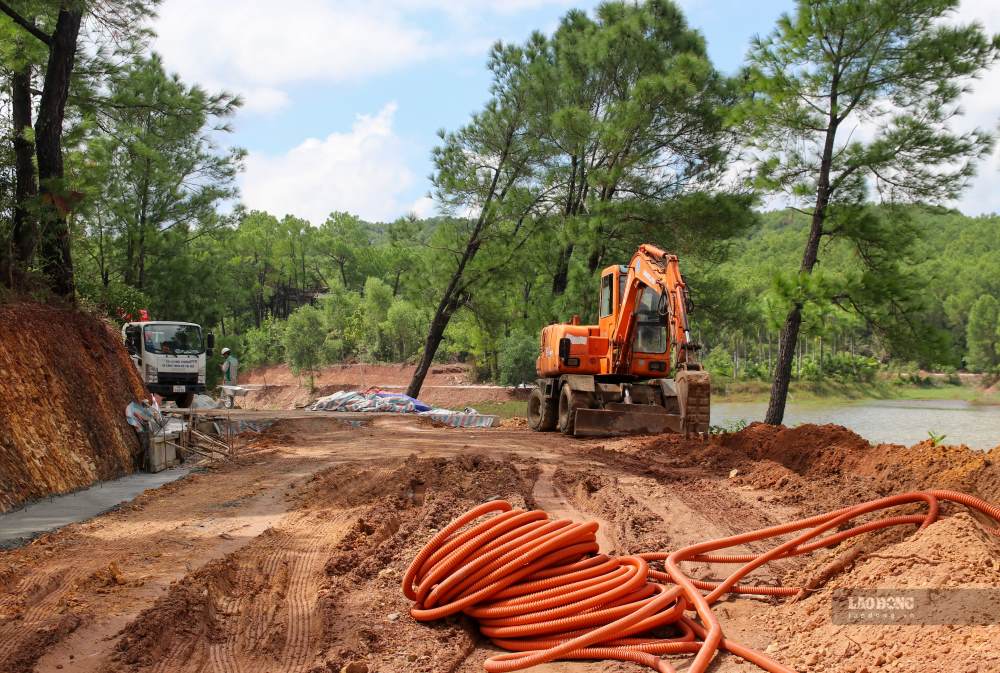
[[528, 244, 710, 437]]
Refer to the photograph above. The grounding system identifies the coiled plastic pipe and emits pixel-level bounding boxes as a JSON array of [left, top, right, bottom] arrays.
[[403, 490, 1000, 673]]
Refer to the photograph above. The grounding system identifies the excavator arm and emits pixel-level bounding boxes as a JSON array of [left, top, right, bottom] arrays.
[[609, 243, 697, 375]]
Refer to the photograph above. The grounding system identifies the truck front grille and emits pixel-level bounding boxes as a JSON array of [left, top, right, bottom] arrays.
[[158, 372, 198, 385]]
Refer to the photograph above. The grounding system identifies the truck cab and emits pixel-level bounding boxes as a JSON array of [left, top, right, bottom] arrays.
[[122, 321, 214, 407]]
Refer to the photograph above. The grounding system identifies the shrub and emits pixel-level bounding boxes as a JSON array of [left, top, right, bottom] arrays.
[[382, 299, 425, 362], [703, 347, 733, 378], [497, 332, 538, 386], [318, 285, 363, 358], [283, 305, 326, 388], [242, 318, 286, 368]]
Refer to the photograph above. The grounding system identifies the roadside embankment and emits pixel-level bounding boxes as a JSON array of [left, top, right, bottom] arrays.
[[0, 302, 146, 513]]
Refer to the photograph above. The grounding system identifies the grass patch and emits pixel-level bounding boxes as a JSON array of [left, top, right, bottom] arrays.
[[713, 376, 1000, 405], [466, 400, 526, 418]]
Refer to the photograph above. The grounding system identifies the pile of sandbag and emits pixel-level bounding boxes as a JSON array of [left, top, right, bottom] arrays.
[[309, 390, 432, 413], [308, 389, 496, 428]]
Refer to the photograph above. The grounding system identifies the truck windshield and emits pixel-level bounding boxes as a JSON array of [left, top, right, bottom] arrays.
[[143, 324, 203, 355]]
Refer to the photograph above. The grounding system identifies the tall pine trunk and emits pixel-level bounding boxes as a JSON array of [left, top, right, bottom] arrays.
[[406, 299, 459, 399], [765, 112, 838, 424], [551, 242, 574, 295], [405, 235, 480, 398], [34, 8, 83, 299], [7, 66, 38, 286], [764, 204, 828, 423]]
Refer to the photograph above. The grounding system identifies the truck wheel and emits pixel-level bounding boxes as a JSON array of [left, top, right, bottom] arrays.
[[527, 388, 557, 432], [558, 385, 588, 435], [176, 392, 195, 408]]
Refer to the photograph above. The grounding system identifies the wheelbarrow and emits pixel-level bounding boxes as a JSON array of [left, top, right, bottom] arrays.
[[219, 385, 250, 409]]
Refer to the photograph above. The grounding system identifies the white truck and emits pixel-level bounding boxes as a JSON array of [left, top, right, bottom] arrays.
[[122, 321, 215, 407]]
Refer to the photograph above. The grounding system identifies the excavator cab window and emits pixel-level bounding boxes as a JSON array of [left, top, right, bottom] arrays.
[[600, 274, 613, 317], [633, 287, 667, 354]]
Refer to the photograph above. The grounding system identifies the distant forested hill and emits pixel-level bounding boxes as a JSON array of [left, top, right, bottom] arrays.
[[696, 207, 1000, 378]]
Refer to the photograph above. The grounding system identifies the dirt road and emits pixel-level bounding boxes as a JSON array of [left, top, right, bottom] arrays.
[[0, 417, 997, 673]]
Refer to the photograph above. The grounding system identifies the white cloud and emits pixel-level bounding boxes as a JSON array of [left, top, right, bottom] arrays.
[[153, 1, 432, 113], [240, 102, 415, 223], [239, 87, 291, 116], [408, 195, 436, 218], [152, 0, 578, 114], [949, 0, 1000, 214]]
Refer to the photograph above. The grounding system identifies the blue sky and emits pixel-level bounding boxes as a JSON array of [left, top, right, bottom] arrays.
[[152, 0, 1000, 223]]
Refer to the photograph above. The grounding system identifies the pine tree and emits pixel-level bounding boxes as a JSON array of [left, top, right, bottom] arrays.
[[741, 0, 1000, 424], [966, 294, 999, 372]]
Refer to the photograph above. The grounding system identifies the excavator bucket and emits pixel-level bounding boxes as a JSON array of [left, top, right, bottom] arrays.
[[572, 404, 682, 438], [676, 368, 711, 435]]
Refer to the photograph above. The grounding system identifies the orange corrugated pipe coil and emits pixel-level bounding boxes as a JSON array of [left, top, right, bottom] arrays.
[[402, 490, 1000, 673]]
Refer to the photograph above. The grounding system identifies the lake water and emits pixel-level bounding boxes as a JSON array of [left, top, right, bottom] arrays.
[[712, 399, 1000, 450]]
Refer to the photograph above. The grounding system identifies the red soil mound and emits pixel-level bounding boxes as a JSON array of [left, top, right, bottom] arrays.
[[607, 423, 1000, 515], [767, 512, 1000, 673], [0, 302, 146, 512], [241, 362, 474, 387]]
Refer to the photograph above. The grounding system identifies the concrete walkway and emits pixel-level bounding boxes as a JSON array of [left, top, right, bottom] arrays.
[[0, 467, 193, 548]]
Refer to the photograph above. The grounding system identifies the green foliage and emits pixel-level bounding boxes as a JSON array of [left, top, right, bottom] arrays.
[[703, 347, 734, 378], [73, 54, 244, 324], [382, 299, 425, 362], [76, 276, 152, 324], [282, 305, 325, 386], [966, 294, 999, 372], [497, 332, 538, 386], [927, 430, 947, 446], [710, 418, 749, 435], [797, 354, 879, 383], [741, 0, 998, 207], [242, 318, 287, 369]]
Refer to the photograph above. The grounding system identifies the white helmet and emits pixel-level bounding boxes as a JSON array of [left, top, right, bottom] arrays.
[[221, 347, 231, 356]]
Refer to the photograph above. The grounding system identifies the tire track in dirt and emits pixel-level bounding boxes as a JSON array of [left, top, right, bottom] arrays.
[[236, 537, 288, 673], [112, 510, 359, 673], [276, 512, 355, 673], [0, 534, 137, 671], [17, 442, 353, 673], [0, 569, 74, 665], [532, 465, 617, 552], [5, 524, 181, 670]]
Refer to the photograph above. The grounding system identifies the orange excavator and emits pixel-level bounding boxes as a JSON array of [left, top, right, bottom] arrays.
[[528, 243, 710, 437]]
